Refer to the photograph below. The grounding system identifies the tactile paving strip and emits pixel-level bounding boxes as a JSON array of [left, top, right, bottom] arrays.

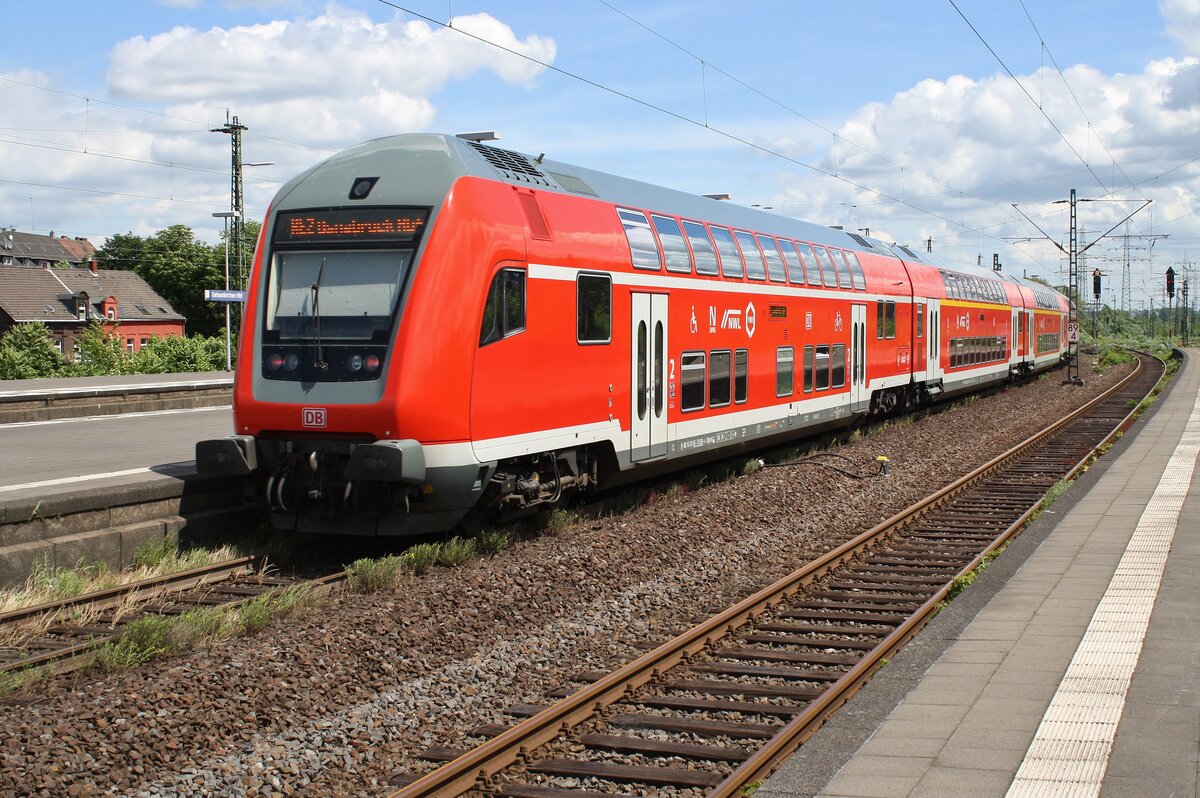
[[1006, 389, 1200, 798]]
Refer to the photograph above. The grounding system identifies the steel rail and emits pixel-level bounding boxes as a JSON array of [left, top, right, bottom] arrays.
[[709, 355, 1162, 795], [389, 353, 1160, 798], [0, 556, 256, 627], [1, 564, 347, 678]]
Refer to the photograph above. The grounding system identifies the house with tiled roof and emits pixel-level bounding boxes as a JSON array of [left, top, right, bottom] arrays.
[[0, 229, 97, 269], [0, 262, 186, 356]]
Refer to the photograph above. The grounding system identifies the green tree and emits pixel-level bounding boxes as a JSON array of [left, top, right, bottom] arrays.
[[0, 322, 66, 379], [95, 232, 148, 273], [139, 225, 225, 337]]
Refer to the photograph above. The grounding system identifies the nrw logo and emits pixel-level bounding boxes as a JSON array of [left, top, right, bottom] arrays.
[[720, 308, 742, 330], [302, 407, 327, 428]]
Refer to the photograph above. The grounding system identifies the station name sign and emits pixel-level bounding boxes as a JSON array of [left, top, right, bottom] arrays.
[[205, 289, 247, 302], [273, 208, 429, 246]]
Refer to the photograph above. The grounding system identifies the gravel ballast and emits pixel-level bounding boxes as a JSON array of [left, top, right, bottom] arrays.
[[0, 359, 1137, 798]]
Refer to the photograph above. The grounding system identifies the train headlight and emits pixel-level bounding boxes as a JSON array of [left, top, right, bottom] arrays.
[[365, 354, 381, 372], [347, 353, 364, 372], [266, 352, 284, 371], [284, 353, 300, 372]]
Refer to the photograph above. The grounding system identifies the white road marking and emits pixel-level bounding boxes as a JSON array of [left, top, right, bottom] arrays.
[[2, 405, 231, 428], [0, 464, 195, 494]]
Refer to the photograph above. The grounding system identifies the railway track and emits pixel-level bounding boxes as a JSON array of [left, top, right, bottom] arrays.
[[0, 557, 344, 678], [389, 352, 1166, 798]]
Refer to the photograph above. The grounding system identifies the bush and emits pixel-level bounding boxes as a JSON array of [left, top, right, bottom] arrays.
[[135, 333, 228, 373], [0, 319, 229, 380], [0, 322, 66, 379]]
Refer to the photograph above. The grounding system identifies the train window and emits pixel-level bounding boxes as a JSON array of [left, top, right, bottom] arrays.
[[616, 208, 662, 270], [782, 241, 808, 284], [759, 236, 787, 283], [884, 301, 896, 339], [709, 226, 744, 278], [831, 249, 854, 289], [776, 347, 794, 396], [814, 246, 839, 288], [916, 303, 925, 338], [682, 220, 719, 275], [636, 322, 648, 420], [479, 268, 526, 346], [735, 349, 749, 403], [576, 273, 611, 344], [844, 251, 867, 290], [709, 350, 732, 408], [803, 346, 814, 392], [876, 301, 884, 340], [734, 231, 767, 280], [815, 345, 831, 390], [681, 352, 706, 412], [651, 215, 692, 274], [795, 242, 821, 286], [832, 344, 846, 388]]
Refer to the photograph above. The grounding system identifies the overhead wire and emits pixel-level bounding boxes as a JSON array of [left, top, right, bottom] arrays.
[[375, 0, 1042, 261]]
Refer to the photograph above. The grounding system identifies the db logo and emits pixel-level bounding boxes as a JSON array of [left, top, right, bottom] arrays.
[[302, 407, 327, 428]]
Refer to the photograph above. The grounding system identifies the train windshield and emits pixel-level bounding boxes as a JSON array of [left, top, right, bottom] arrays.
[[264, 249, 413, 342]]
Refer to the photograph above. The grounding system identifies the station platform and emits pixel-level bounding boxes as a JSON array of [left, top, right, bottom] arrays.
[[760, 349, 1200, 798]]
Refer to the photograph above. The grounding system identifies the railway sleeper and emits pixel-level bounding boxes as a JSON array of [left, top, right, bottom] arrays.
[[527, 758, 723, 789]]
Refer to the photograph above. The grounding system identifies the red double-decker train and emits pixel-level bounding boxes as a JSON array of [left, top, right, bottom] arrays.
[[197, 133, 1070, 536]]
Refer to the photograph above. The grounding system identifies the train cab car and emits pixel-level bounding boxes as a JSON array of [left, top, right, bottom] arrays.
[[197, 134, 1070, 537]]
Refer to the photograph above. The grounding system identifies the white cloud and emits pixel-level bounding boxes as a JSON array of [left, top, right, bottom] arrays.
[[758, 52, 1200, 281], [0, 6, 556, 244], [106, 7, 556, 143], [1162, 0, 1200, 54]]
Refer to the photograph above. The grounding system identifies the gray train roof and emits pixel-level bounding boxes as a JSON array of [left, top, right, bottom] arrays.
[[270, 133, 874, 255], [269, 133, 1063, 297]]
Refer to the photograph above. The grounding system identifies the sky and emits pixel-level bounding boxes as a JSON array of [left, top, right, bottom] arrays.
[[2, 0, 1199, 308]]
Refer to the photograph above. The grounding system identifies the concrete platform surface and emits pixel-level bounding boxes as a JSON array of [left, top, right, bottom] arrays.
[[760, 350, 1200, 798]]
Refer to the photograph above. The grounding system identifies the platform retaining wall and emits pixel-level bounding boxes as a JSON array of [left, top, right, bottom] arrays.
[[0, 475, 260, 588]]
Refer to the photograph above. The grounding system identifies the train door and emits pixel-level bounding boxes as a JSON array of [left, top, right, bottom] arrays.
[[1011, 308, 1019, 364], [1025, 309, 1035, 359], [927, 298, 942, 382], [850, 303, 868, 412], [630, 292, 668, 461]]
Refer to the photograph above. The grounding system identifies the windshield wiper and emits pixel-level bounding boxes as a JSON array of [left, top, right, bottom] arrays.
[[311, 257, 328, 372]]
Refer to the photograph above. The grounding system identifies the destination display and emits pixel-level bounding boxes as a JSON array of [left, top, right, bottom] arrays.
[[273, 208, 429, 245]]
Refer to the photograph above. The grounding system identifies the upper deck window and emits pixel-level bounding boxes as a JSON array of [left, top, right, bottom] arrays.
[[782, 241, 808, 285], [795, 242, 821, 286], [844, 251, 867, 290], [759, 236, 788, 283], [616, 208, 662, 270], [734, 231, 767, 280], [831, 249, 854, 289], [682, 221, 719, 275], [814, 246, 839, 288], [651, 215, 692, 274], [709, 226, 744, 278]]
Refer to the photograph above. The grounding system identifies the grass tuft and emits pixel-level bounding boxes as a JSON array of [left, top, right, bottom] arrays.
[[403, 543, 441, 575], [345, 555, 404, 593], [475, 527, 511, 556], [438, 536, 477, 566]]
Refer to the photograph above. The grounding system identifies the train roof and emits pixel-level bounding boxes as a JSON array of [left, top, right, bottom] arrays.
[[272, 133, 1066, 301]]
